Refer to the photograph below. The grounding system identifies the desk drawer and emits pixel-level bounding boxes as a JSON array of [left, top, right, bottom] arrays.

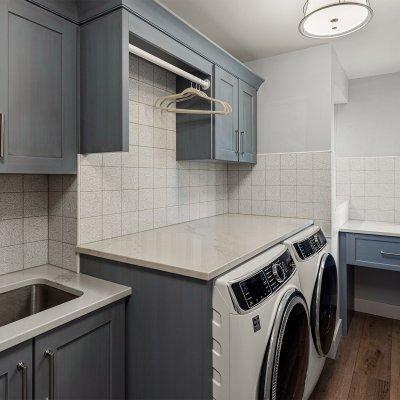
[[352, 234, 400, 271]]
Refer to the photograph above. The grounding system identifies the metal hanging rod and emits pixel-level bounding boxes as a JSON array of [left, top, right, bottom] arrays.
[[129, 44, 211, 90]]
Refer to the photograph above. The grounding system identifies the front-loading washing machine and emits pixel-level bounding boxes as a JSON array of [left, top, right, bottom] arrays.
[[285, 226, 338, 400], [212, 244, 310, 400]]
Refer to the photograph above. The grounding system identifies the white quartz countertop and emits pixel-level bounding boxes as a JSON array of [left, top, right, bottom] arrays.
[[0, 265, 131, 352], [77, 214, 313, 281], [340, 220, 400, 237]]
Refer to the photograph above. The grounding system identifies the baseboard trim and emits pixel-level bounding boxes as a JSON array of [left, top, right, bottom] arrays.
[[328, 319, 342, 360], [355, 298, 400, 320]]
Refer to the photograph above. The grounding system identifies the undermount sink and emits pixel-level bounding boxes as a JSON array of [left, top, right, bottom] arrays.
[[0, 283, 82, 328]]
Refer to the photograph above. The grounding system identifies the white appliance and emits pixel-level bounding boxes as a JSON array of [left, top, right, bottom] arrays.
[[285, 226, 338, 400], [212, 244, 310, 400]]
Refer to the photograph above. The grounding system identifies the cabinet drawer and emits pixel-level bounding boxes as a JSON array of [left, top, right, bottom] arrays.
[[351, 234, 400, 271]]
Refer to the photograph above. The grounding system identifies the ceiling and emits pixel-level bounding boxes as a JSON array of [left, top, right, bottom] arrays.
[[157, 0, 400, 79]]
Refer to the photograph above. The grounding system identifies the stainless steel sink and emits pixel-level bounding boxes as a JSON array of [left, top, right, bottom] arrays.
[[0, 283, 81, 328]]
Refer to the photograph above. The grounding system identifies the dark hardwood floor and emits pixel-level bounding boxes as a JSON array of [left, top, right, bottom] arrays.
[[310, 312, 400, 400]]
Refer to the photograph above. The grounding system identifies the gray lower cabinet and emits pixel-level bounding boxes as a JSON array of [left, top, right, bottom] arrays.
[[0, 341, 33, 400], [0, 302, 125, 400], [0, 0, 77, 174], [81, 255, 213, 400]]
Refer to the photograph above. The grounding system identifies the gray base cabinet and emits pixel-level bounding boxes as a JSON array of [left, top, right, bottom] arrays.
[[81, 255, 213, 400], [0, 0, 77, 174], [0, 341, 33, 400], [0, 301, 125, 400]]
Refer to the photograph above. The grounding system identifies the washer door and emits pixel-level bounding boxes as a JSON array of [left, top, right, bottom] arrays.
[[258, 289, 310, 400], [311, 253, 338, 356]]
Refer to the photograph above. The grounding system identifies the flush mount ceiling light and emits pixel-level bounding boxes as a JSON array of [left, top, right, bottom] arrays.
[[299, 0, 373, 38]]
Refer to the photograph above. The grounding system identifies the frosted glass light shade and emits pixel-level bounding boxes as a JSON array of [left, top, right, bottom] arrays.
[[299, 0, 373, 38]]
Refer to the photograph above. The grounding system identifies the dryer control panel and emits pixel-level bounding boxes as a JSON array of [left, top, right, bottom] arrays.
[[293, 229, 327, 260], [230, 250, 296, 312]]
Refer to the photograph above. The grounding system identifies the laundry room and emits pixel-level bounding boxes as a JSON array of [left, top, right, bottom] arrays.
[[0, 0, 398, 399]]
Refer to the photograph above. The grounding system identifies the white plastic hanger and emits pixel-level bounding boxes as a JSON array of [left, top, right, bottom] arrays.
[[154, 84, 232, 115]]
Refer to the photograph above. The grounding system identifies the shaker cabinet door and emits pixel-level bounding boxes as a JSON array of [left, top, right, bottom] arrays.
[[239, 80, 257, 164], [34, 302, 125, 400], [0, 341, 33, 400], [214, 66, 239, 162], [0, 0, 77, 174]]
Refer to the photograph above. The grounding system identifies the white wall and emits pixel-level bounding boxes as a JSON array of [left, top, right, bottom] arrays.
[[246, 45, 333, 154], [335, 71, 400, 157]]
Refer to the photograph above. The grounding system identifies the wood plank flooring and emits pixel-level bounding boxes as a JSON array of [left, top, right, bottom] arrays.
[[310, 313, 400, 400]]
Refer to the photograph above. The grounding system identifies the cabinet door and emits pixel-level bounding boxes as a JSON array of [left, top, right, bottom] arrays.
[[239, 80, 257, 164], [0, 341, 33, 400], [34, 302, 125, 400], [214, 66, 239, 162], [0, 0, 77, 174]]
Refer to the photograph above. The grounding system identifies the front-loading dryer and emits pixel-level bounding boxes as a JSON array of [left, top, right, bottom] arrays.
[[212, 244, 310, 400], [285, 226, 338, 400]]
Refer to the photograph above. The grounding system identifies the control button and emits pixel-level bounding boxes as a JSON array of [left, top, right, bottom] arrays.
[[272, 263, 285, 283]]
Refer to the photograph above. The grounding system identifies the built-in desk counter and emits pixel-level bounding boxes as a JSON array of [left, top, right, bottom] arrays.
[[339, 220, 400, 334]]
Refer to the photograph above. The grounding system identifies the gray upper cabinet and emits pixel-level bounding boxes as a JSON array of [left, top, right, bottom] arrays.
[[214, 66, 239, 162], [76, 1, 263, 161], [0, 341, 33, 400], [239, 80, 257, 164], [80, 8, 129, 154], [177, 66, 258, 164], [0, 0, 77, 174]]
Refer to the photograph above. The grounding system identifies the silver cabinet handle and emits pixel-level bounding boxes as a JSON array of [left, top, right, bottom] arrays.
[[240, 131, 245, 156], [380, 251, 400, 258], [235, 129, 239, 154], [17, 362, 28, 400], [44, 349, 55, 400], [0, 113, 4, 158]]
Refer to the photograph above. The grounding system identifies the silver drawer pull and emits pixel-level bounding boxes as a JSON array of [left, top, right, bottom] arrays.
[[17, 362, 28, 400], [380, 251, 400, 258], [44, 349, 55, 400], [0, 113, 4, 158]]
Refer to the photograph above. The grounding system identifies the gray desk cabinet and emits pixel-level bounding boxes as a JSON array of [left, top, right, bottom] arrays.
[[339, 231, 400, 335], [0, 0, 77, 174], [0, 341, 33, 400]]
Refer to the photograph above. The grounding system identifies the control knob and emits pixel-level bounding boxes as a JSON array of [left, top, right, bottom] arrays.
[[272, 262, 286, 283]]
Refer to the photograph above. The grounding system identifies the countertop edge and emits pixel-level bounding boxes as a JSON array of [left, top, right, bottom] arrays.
[[339, 227, 400, 237], [0, 265, 131, 353], [339, 222, 400, 238], [77, 221, 313, 281], [0, 289, 131, 353]]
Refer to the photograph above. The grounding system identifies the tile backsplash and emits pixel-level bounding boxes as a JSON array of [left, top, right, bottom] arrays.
[[78, 54, 228, 245], [228, 151, 332, 235], [0, 175, 49, 275], [336, 156, 400, 223], [48, 175, 78, 271]]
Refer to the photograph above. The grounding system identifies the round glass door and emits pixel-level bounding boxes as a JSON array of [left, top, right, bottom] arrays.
[[259, 290, 310, 400], [311, 253, 338, 356]]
